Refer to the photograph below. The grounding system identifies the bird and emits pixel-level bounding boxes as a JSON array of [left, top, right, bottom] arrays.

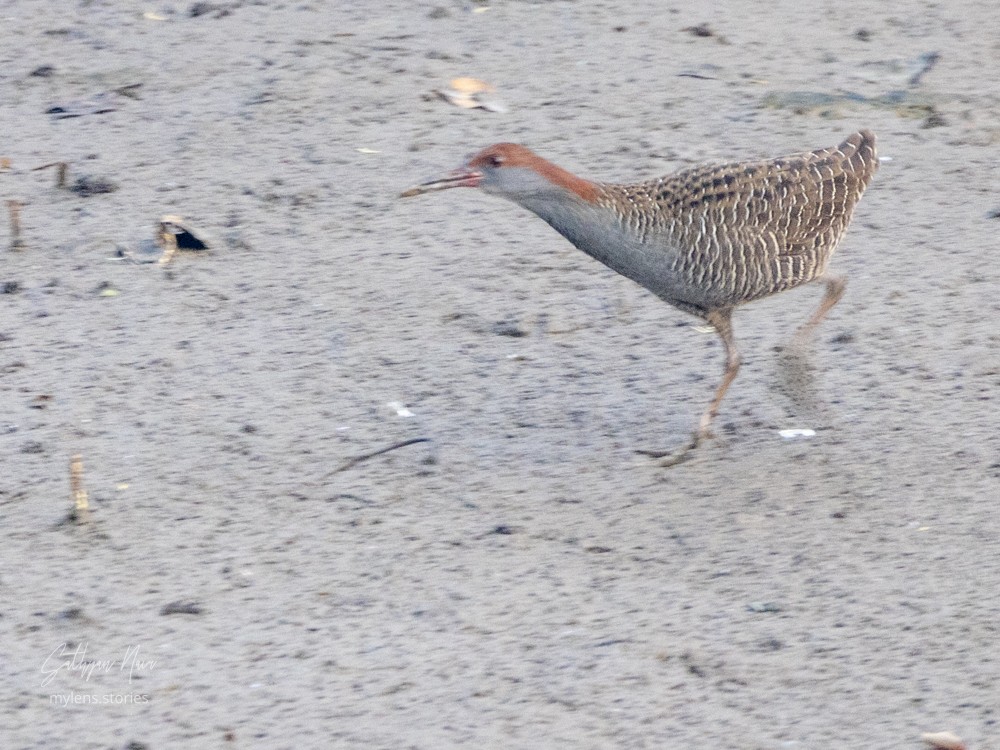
[[401, 130, 878, 464]]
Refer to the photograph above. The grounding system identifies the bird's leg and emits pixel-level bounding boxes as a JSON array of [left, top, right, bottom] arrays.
[[638, 308, 740, 467], [780, 274, 846, 418], [695, 308, 741, 444], [795, 275, 845, 342]]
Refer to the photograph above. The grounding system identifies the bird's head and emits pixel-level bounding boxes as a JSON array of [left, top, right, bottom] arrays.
[[401, 144, 599, 203]]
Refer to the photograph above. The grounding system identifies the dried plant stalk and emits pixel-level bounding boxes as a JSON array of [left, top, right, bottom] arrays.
[[6, 199, 23, 250], [70, 454, 90, 522], [31, 161, 69, 188]]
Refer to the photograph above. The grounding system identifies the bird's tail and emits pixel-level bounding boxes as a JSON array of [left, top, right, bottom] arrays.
[[839, 130, 878, 180]]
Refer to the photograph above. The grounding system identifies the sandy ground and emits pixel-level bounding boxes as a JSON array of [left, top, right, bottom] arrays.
[[2, 1, 999, 748]]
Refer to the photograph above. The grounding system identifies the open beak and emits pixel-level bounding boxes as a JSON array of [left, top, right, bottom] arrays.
[[400, 167, 483, 198]]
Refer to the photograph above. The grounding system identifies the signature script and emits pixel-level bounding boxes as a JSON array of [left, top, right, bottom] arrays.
[[40, 643, 157, 687]]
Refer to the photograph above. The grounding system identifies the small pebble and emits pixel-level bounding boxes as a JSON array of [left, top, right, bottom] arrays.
[[160, 601, 204, 616], [491, 320, 526, 338], [70, 175, 119, 197]]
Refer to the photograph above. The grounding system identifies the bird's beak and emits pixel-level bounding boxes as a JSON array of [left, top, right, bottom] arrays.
[[400, 167, 483, 198]]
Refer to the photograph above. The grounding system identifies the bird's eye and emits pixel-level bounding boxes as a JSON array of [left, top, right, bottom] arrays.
[[488, 154, 504, 167]]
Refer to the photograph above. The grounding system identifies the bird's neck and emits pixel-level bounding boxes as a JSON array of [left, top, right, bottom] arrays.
[[513, 186, 653, 275], [514, 187, 610, 248], [521, 159, 602, 204], [512, 185, 682, 302]]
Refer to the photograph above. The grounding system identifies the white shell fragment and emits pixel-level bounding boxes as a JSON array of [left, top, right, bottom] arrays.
[[387, 401, 414, 418], [158, 215, 211, 266], [160, 215, 210, 250], [118, 238, 163, 264], [779, 428, 816, 439], [120, 215, 212, 264]]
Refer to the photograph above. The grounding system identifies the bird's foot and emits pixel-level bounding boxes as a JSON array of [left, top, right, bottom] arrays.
[[636, 431, 705, 468]]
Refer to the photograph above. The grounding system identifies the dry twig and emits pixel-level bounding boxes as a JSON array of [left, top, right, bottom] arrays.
[[326, 437, 431, 477], [31, 161, 69, 188]]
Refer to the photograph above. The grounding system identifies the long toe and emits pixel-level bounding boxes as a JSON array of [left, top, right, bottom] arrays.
[[635, 432, 701, 467], [696, 416, 716, 443], [659, 435, 700, 467]]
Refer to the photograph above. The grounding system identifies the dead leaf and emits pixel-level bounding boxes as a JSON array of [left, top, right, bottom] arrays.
[[435, 78, 507, 113], [450, 77, 494, 94], [475, 95, 508, 114], [436, 90, 478, 108], [921, 731, 966, 750]]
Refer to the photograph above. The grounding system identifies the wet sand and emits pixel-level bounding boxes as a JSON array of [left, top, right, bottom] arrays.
[[2, 1, 998, 747]]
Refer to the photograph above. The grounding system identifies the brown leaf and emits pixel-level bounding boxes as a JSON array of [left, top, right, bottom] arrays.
[[449, 77, 493, 94], [921, 731, 966, 750]]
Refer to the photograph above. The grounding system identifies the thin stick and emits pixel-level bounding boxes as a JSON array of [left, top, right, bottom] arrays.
[[326, 437, 431, 477], [31, 161, 69, 188], [70, 454, 90, 523], [7, 200, 23, 250]]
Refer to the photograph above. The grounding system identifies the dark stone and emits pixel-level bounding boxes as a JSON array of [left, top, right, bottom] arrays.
[[70, 175, 119, 197]]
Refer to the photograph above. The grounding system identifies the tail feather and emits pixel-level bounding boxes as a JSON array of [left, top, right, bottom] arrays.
[[839, 129, 878, 179]]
